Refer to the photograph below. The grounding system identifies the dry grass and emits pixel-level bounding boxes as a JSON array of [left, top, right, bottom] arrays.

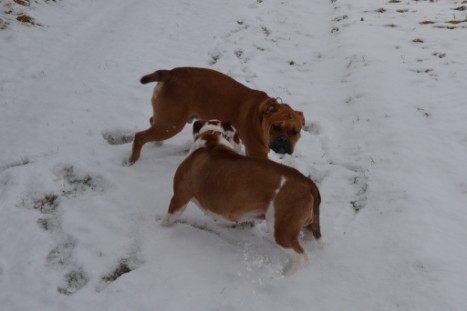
[[419, 20, 435, 25], [33, 194, 59, 214], [101, 262, 132, 283], [446, 19, 467, 24], [16, 14, 35, 25], [0, 0, 52, 29], [13, 0, 30, 6]]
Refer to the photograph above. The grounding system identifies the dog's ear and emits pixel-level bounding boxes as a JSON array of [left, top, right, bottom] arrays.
[[221, 121, 234, 132], [261, 101, 279, 116], [193, 120, 205, 135], [295, 111, 305, 128]]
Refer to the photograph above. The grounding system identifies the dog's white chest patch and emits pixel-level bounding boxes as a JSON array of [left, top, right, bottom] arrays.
[[188, 139, 207, 154]]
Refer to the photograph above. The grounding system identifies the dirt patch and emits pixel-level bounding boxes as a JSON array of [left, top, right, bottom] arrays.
[[16, 14, 36, 25]]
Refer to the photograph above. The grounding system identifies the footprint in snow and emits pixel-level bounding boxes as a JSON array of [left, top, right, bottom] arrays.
[[46, 236, 77, 267], [57, 267, 88, 295], [102, 128, 134, 145], [338, 162, 369, 212]]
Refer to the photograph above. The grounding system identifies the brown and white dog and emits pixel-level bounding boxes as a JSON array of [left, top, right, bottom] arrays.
[[130, 67, 305, 163], [190, 119, 242, 154], [161, 120, 321, 276]]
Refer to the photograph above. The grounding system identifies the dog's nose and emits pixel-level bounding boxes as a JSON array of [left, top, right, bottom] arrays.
[[270, 136, 292, 154]]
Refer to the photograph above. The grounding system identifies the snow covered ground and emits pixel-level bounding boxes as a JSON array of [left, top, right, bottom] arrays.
[[1, 0, 467, 310]]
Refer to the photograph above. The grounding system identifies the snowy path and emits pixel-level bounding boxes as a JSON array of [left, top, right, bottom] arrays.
[[1, 0, 467, 310]]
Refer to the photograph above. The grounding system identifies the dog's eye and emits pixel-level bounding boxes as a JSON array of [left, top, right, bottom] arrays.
[[272, 124, 282, 132], [289, 129, 299, 136]]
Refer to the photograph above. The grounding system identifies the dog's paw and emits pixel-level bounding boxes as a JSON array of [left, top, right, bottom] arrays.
[[159, 214, 175, 227], [314, 238, 324, 250]]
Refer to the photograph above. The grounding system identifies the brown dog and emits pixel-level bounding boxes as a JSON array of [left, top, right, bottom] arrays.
[[130, 67, 305, 163], [161, 120, 321, 275]]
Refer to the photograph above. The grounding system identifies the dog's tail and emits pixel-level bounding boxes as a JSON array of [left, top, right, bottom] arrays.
[[140, 70, 172, 84], [309, 181, 321, 240]]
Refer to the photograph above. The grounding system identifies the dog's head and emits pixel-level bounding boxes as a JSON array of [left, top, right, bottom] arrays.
[[259, 100, 305, 155], [189, 120, 242, 154]]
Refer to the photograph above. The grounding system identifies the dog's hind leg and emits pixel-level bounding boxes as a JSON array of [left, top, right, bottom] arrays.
[[274, 220, 308, 276], [160, 195, 190, 227], [161, 164, 194, 227], [281, 244, 308, 276], [130, 121, 186, 163]]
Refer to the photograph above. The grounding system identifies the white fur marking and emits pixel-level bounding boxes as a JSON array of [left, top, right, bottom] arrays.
[[194, 123, 224, 137], [191, 120, 242, 153], [282, 248, 308, 276], [189, 132, 236, 154], [265, 202, 275, 235], [160, 204, 187, 227], [275, 176, 287, 195], [188, 139, 207, 154], [217, 136, 235, 150], [265, 176, 287, 235]]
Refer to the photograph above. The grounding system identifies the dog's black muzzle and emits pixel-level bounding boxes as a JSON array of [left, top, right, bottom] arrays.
[[270, 136, 292, 154]]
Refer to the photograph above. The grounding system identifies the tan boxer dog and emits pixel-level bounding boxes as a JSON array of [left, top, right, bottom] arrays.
[[129, 67, 305, 163], [161, 120, 321, 276]]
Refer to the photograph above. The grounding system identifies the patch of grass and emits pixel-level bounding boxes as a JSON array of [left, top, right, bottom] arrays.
[[376, 8, 386, 13], [419, 20, 435, 25], [446, 19, 467, 24], [412, 38, 424, 43], [33, 194, 59, 214], [13, 0, 30, 6], [101, 262, 132, 283], [16, 14, 35, 25]]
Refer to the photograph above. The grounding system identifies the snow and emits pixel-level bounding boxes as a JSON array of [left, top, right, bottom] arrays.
[[1, 0, 467, 310]]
